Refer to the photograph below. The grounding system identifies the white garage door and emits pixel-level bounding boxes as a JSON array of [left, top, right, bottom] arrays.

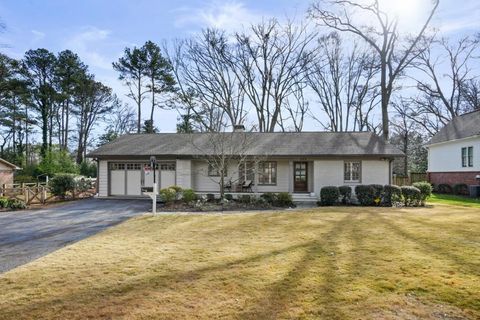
[[109, 162, 144, 196], [126, 163, 142, 195], [109, 163, 126, 196]]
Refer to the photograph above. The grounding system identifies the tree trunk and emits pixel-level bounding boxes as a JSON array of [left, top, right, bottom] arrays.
[[150, 76, 155, 126], [41, 107, 49, 158], [137, 76, 142, 133], [381, 58, 389, 140], [65, 99, 70, 150]]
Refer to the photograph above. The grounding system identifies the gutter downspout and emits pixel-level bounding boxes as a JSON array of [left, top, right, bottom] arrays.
[[95, 158, 99, 196], [389, 159, 393, 185]]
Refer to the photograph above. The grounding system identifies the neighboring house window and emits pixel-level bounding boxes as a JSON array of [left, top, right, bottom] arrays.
[[208, 163, 227, 177], [239, 161, 255, 183], [461, 147, 473, 167], [468, 147, 474, 167], [258, 161, 277, 185], [344, 161, 361, 182]]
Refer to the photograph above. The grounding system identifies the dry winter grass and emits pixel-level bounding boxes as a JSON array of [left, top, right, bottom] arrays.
[[0, 204, 479, 319]]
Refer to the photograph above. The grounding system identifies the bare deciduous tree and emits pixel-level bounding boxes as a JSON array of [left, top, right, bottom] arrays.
[[307, 32, 380, 131], [189, 131, 268, 198], [231, 19, 315, 132], [167, 30, 246, 132], [309, 0, 439, 139], [408, 36, 480, 135]]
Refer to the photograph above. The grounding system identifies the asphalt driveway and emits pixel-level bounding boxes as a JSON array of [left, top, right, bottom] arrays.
[[0, 198, 149, 273]]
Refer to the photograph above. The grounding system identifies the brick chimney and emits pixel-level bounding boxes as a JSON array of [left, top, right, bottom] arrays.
[[233, 124, 245, 132]]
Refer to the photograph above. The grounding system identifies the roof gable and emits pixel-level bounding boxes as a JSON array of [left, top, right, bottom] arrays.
[[428, 110, 480, 145]]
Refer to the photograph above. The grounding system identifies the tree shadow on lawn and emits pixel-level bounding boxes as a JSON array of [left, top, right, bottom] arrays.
[[238, 212, 360, 319], [3, 212, 365, 319], [373, 213, 479, 276], [399, 215, 480, 239], [1, 239, 330, 318], [372, 213, 480, 312]]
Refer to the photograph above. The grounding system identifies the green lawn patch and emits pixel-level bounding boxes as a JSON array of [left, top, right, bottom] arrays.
[[429, 193, 480, 208], [0, 205, 479, 319]]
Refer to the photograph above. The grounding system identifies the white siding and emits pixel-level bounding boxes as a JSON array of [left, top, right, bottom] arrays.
[[98, 160, 108, 197], [191, 160, 239, 192], [175, 159, 192, 189], [313, 159, 390, 196], [428, 136, 480, 172], [191, 159, 290, 192]]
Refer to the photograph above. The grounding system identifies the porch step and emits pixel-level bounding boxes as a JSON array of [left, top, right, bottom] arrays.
[[291, 193, 319, 203]]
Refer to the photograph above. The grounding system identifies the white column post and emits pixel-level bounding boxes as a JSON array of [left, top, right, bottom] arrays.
[[152, 182, 157, 215]]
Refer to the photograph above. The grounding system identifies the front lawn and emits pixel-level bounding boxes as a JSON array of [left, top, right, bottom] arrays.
[[429, 193, 480, 208], [1, 205, 479, 319]]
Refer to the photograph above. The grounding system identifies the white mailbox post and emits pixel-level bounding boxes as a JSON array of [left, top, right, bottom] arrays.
[[150, 156, 157, 214]]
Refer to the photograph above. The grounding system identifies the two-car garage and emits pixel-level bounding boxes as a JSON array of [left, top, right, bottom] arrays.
[[108, 162, 176, 196]]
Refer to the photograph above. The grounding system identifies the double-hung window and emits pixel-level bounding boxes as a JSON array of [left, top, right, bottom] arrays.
[[258, 161, 277, 185], [239, 161, 255, 183], [208, 163, 227, 177], [344, 161, 361, 182], [462, 147, 474, 167]]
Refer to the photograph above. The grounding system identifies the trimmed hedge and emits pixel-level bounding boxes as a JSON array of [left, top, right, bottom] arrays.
[[276, 192, 294, 207], [370, 184, 384, 205], [355, 185, 375, 206], [437, 183, 453, 194], [181, 189, 197, 203], [338, 186, 352, 204], [159, 187, 177, 203], [401, 186, 421, 207], [224, 194, 233, 201], [383, 185, 402, 206], [261, 192, 278, 204], [238, 195, 252, 204], [453, 183, 469, 196], [320, 186, 339, 206], [412, 181, 432, 206]]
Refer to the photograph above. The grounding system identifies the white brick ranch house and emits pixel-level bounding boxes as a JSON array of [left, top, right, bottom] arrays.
[[88, 130, 403, 201]]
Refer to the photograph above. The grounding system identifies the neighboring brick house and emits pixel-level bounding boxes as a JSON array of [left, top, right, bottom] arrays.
[[0, 158, 20, 186], [427, 110, 480, 186]]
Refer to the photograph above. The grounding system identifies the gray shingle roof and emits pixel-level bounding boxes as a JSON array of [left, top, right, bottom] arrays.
[[88, 131, 403, 158], [428, 110, 480, 145]]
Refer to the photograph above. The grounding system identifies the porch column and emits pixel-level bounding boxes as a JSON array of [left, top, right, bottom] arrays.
[[254, 162, 259, 193], [288, 160, 294, 193]]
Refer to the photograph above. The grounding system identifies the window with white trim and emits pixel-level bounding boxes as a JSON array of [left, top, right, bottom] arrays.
[[344, 161, 361, 182], [462, 147, 473, 167], [239, 161, 255, 183], [258, 161, 277, 185], [208, 163, 227, 177]]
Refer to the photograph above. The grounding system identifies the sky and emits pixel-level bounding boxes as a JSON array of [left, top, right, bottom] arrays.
[[0, 0, 479, 135]]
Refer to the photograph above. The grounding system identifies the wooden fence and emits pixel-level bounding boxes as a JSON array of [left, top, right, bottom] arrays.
[[392, 173, 428, 186], [1, 182, 96, 205]]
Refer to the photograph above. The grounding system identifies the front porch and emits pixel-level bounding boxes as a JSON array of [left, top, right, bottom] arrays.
[[195, 191, 319, 204]]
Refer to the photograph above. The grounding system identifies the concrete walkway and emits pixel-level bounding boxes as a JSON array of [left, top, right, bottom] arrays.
[[0, 198, 149, 273]]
